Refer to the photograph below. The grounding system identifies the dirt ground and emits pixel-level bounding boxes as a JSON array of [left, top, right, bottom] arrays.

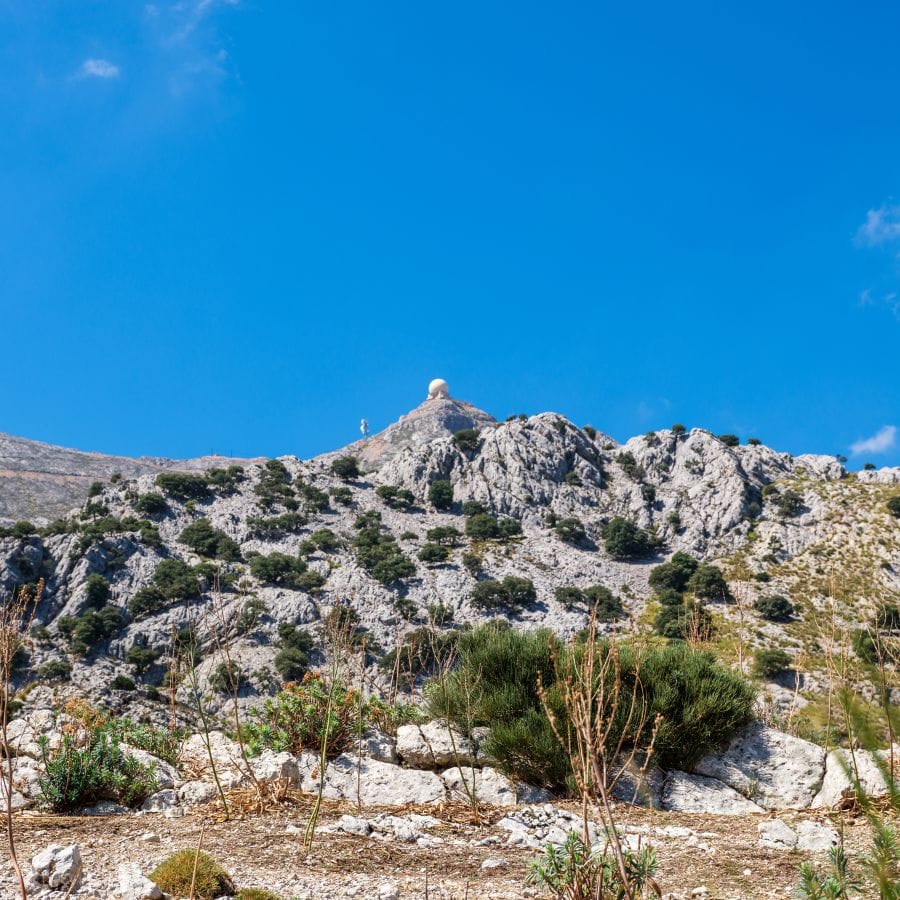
[[5, 796, 891, 900]]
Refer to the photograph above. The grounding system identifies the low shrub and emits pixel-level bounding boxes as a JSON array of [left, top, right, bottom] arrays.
[[887, 496, 900, 518], [129, 559, 201, 618], [555, 586, 584, 609], [453, 428, 480, 452], [68, 605, 122, 655], [465, 513, 521, 541], [84, 573, 111, 608], [330, 486, 353, 505], [351, 524, 416, 586], [717, 433, 739, 447], [249, 552, 325, 592], [205, 465, 245, 492], [37, 659, 71, 682], [112, 674, 136, 691], [126, 645, 160, 676], [653, 600, 714, 641], [247, 511, 307, 539], [470, 576, 536, 611], [754, 595, 795, 622], [602, 517, 657, 559], [426, 525, 462, 545], [584, 585, 624, 621], [375, 485, 416, 510], [236, 890, 283, 900], [753, 648, 792, 679], [615, 451, 643, 480], [150, 851, 235, 899], [38, 730, 157, 812], [135, 492, 168, 515], [555, 517, 586, 545], [155, 472, 211, 502], [331, 456, 360, 481], [418, 542, 450, 564], [462, 500, 487, 516], [178, 518, 241, 560], [428, 480, 454, 510], [685, 563, 731, 602]]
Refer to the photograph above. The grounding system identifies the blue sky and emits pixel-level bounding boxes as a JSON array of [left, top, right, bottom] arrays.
[[1, 2, 899, 466]]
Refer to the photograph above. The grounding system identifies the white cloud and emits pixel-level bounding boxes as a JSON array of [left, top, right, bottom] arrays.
[[850, 425, 897, 456], [78, 58, 120, 79], [855, 205, 900, 247]]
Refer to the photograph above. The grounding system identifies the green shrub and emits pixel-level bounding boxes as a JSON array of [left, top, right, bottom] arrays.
[[685, 563, 731, 602], [461, 551, 481, 575], [112, 674, 136, 691], [753, 648, 792, 679], [453, 428, 480, 452], [69, 605, 122, 655], [236, 890, 283, 900], [615, 451, 643, 480], [150, 851, 234, 899], [470, 576, 536, 611], [764, 486, 804, 518], [852, 628, 878, 664], [717, 433, 739, 447], [244, 675, 357, 757], [426, 525, 462, 545], [418, 542, 450, 564], [38, 659, 71, 682], [126, 645, 160, 676], [205, 465, 245, 492], [465, 513, 500, 540], [602, 517, 657, 559], [564, 471, 582, 486], [330, 486, 353, 505], [331, 456, 360, 481], [375, 485, 416, 510], [351, 525, 416, 586], [671, 423, 686, 435], [555, 517, 586, 545], [253, 459, 294, 510], [209, 661, 247, 694], [887, 496, 900, 518], [247, 511, 307, 539], [648, 552, 699, 594], [555, 586, 584, 609], [38, 731, 157, 812], [135, 493, 168, 515], [380, 627, 458, 676], [428, 480, 454, 510], [653, 600, 713, 641], [583, 425, 597, 439], [155, 472, 211, 502], [754, 595, 795, 622], [462, 500, 487, 516], [584, 585, 624, 621], [178, 518, 240, 560], [128, 559, 201, 618], [84, 573, 111, 608], [747, 437, 762, 446], [250, 552, 315, 588]]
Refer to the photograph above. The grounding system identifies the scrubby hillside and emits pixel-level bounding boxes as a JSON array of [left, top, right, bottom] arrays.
[[1, 395, 898, 730]]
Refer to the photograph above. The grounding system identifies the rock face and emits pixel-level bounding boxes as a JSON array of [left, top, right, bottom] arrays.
[[812, 748, 897, 807], [396, 721, 477, 769], [693, 723, 826, 810], [305, 754, 447, 806], [662, 771, 764, 815]]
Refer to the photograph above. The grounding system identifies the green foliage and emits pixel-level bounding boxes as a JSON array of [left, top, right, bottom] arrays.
[[887, 496, 900, 518], [648, 552, 699, 594], [671, 423, 686, 435], [236, 891, 284, 900], [112, 674, 136, 691], [527, 830, 659, 900], [375, 485, 416, 510], [653, 599, 713, 641], [84, 573, 111, 608], [88, 480, 104, 498], [205, 465, 245, 492], [178, 518, 241, 560], [209, 661, 248, 694], [37, 659, 71, 682], [244, 675, 358, 757], [249, 552, 325, 592], [795, 846, 860, 900], [128, 559, 201, 618], [351, 524, 416, 586], [602, 517, 657, 559], [763, 484, 804, 518], [426, 525, 462, 545], [68, 605, 122, 655], [470, 576, 536, 611], [247, 511, 307, 539], [466, 512, 523, 541], [331, 455, 360, 480], [717, 433, 739, 447], [584, 585, 624, 621], [461, 551, 481, 576], [330, 485, 353, 505], [126, 645, 160, 676], [754, 594, 795, 622], [555, 586, 584, 609], [453, 428, 480, 452], [150, 851, 235, 899], [685, 563, 731, 601], [253, 459, 294, 510], [747, 437, 762, 446], [615, 451, 643, 480], [308, 528, 339, 551], [462, 500, 487, 516], [753, 648, 792, 679], [155, 472, 211, 502], [135, 492, 168, 515], [583, 425, 597, 439], [428, 479, 454, 510], [38, 731, 158, 812], [418, 542, 450, 564], [555, 517, 586, 545]]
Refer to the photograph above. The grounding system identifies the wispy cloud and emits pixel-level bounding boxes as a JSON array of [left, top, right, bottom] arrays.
[[855, 204, 900, 247], [850, 424, 897, 456], [78, 58, 120, 79]]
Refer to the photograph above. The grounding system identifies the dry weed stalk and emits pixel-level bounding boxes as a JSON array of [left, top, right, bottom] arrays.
[[1, 579, 41, 900], [538, 612, 660, 899]]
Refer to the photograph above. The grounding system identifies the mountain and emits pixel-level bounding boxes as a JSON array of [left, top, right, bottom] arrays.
[[0, 431, 262, 526], [2, 386, 899, 728]]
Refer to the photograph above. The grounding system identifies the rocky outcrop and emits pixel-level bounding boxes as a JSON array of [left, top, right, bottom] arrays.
[[662, 771, 764, 815]]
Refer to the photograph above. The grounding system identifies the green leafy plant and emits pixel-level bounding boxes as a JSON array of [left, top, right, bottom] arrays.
[[428, 480, 454, 510], [753, 648, 792, 679], [330, 456, 360, 481], [178, 518, 240, 560], [453, 428, 480, 452], [602, 518, 658, 560]]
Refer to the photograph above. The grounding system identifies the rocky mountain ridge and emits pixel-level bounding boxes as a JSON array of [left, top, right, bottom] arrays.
[[1, 393, 898, 725]]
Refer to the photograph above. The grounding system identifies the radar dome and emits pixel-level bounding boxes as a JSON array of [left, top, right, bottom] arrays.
[[427, 378, 450, 400]]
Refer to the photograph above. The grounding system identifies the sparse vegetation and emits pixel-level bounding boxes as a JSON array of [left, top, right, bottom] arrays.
[[453, 428, 481, 452], [375, 484, 416, 510], [428, 479, 454, 510], [754, 594, 795, 622], [602, 517, 657, 559], [753, 648, 792, 679], [330, 456, 360, 481], [178, 518, 241, 560], [150, 851, 235, 899]]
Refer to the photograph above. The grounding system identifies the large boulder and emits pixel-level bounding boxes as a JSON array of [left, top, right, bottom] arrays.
[[30, 844, 82, 891], [441, 766, 516, 806], [693, 722, 825, 809], [303, 754, 446, 806], [662, 771, 764, 815], [396, 721, 476, 769], [123, 746, 177, 790], [249, 750, 302, 786], [812, 749, 894, 808]]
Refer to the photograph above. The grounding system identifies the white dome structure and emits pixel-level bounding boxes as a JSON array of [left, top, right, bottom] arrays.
[[427, 378, 450, 400]]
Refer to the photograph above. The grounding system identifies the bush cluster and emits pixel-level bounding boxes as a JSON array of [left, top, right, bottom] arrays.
[[273, 622, 314, 682], [554, 517, 586, 545], [351, 516, 416, 586], [135, 492, 168, 516], [155, 472, 211, 502], [602, 517, 658, 559], [331, 456, 360, 481], [178, 518, 241, 560], [253, 459, 295, 510], [428, 480, 454, 510], [465, 512, 522, 542], [453, 428, 481, 452], [150, 851, 235, 899], [246, 511, 307, 539], [754, 594, 795, 622], [753, 648, 792, 679], [375, 485, 416, 510], [249, 552, 326, 592], [57, 605, 122, 655], [128, 559, 201, 618], [470, 576, 536, 611], [554, 584, 624, 620]]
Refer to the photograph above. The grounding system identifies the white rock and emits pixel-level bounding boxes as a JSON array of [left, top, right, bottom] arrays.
[[359, 728, 398, 764], [662, 771, 764, 815], [123, 746, 177, 790], [693, 722, 826, 809], [302, 754, 446, 806], [177, 780, 218, 806], [795, 820, 839, 852], [396, 721, 476, 768], [757, 818, 797, 850], [250, 749, 301, 786], [116, 862, 164, 899], [141, 789, 178, 813], [378, 882, 399, 900], [337, 814, 372, 836], [441, 765, 517, 806], [481, 858, 506, 870], [31, 843, 82, 890], [812, 749, 893, 808]]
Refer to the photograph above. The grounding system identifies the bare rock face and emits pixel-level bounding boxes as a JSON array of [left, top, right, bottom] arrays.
[[693, 722, 826, 810], [661, 771, 764, 815]]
